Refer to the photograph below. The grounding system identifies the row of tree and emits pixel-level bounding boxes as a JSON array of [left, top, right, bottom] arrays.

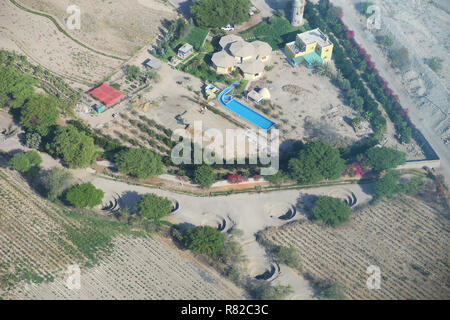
[[310, 0, 413, 144]]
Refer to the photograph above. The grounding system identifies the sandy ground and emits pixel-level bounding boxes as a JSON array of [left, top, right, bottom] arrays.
[[253, 52, 373, 147], [251, 0, 290, 18], [85, 173, 374, 299], [20, 0, 176, 57], [0, 0, 124, 87], [331, 0, 450, 181]]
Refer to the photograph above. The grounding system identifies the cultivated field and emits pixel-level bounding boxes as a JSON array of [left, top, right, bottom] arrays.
[[0, 166, 243, 299], [261, 194, 450, 299]]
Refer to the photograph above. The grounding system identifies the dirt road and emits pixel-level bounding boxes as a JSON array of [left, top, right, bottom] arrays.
[[332, 0, 450, 182]]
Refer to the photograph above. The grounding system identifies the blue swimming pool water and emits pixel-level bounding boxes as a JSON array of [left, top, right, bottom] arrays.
[[218, 87, 276, 130]]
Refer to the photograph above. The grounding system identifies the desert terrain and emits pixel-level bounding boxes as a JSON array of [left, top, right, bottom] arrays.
[[332, 0, 450, 180]]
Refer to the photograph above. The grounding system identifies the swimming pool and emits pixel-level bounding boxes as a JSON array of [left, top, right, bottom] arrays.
[[218, 85, 276, 130]]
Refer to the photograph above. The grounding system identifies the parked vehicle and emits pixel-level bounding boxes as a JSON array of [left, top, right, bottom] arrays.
[[221, 24, 234, 31]]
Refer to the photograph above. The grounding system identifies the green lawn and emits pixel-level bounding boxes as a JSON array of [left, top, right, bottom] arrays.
[[184, 26, 209, 50], [240, 16, 308, 50]]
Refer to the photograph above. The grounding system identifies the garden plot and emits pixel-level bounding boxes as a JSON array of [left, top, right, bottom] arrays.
[[0, 0, 123, 86], [250, 52, 373, 147], [0, 166, 243, 300], [261, 194, 450, 300], [20, 0, 176, 57]]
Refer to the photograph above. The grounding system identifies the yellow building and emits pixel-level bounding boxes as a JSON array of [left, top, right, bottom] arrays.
[[285, 28, 333, 66]]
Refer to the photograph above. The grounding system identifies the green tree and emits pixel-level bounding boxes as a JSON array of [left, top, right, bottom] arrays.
[[365, 146, 406, 171], [374, 170, 403, 200], [183, 226, 226, 257], [0, 65, 36, 109], [191, 0, 251, 28], [135, 193, 173, 220], [288, 140, 345, 183], [274, 246, 301, 269], [42, 167, 74, 201], [115, 148, 163, 179], [248, 280, 293, 300], [312, 196, 351, 227], [193, 164, 215, 188], [20, 95, 60, 136], [9, 150, 42, 172], [126, 65, 140, 81], [47, 125, 97, 168], [65, 182, 104, 209]]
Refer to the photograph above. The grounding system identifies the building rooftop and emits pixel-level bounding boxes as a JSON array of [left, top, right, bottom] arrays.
[[229, 41, 256, 58], [297, 28, 331, 47], [178, 43, 193, 53], [89, 83, 124, 106], [240, 59, 265, 74], [219, 34, 243, 50], [252, 40, 273, 58], [211, 50, 236, 68]]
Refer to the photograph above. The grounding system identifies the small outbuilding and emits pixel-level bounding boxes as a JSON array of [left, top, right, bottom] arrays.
[[178, 43, 194, 59], [143, 58, 162, 70], [89, 83, 124, 106], [248, 88, 271, 103]]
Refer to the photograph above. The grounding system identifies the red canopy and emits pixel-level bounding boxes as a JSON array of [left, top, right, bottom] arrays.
[[89, 83, 124, 106]]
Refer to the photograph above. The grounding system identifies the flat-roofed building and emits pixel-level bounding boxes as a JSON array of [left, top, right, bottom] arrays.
[[285, 28, 333, 66]]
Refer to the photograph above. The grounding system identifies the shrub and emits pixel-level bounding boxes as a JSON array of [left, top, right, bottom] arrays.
[[183, 225, 226, 257], [9, 150, 42, 173], [193, 164, 216, 188], [274, 246, 301, 269], [248, 280, 293, 300], [312, 196, 351, 227], [425, 57, 443, 72], [135, 193, 173, 220], [126, 65, 140, 80], [25, 132, 42, 149], [42, 167, 74, 201], [314, 279, 347, 300], [65, 182, 104, 209]]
